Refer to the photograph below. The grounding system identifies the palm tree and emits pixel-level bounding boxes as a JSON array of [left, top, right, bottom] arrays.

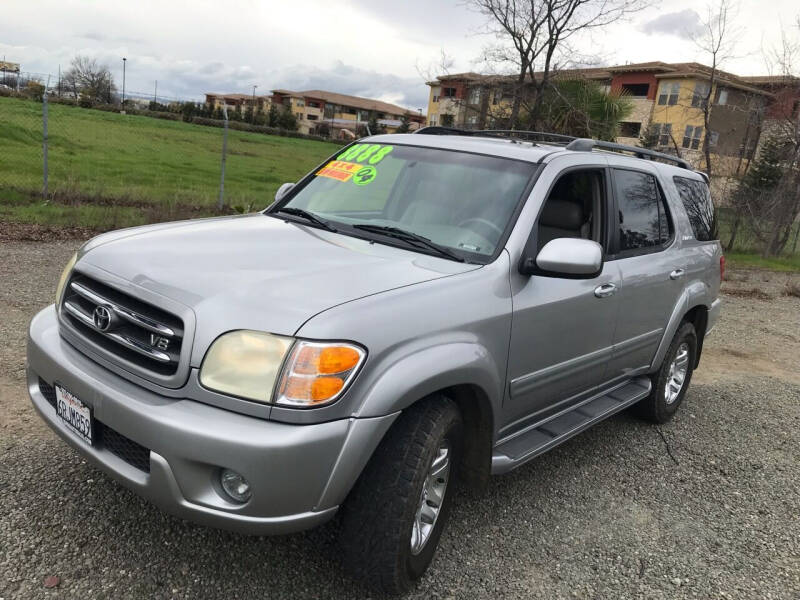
[[530, 78, 633, 141]]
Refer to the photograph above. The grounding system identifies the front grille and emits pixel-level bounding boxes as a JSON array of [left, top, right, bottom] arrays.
[[38, 379, 151, 473], [60, 273, 183, 377]]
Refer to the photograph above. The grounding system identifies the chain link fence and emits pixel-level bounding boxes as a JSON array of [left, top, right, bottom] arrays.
[[1, 80, 343, 230]]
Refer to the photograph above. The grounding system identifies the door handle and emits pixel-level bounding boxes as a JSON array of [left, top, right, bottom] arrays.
[[594, 283, 617, 298], [670, 269, 685, 280]]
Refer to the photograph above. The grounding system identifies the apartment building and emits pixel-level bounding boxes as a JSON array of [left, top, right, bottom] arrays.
[[426, 62, 800, 177], [271, 89, 425, 136], [204, 92, 270, 113]]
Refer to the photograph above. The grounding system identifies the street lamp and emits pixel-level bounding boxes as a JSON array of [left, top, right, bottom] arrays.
[[122, 57, 127, 107], [251, 85, 258, 123]]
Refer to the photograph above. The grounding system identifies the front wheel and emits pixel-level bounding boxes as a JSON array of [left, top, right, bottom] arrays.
[[634, 322, 697, 423], [339, 396, 462, 594]]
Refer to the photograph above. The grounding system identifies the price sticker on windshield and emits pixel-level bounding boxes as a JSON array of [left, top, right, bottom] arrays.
[[317, 160, 362, 182], [337, 144, 394, 164]]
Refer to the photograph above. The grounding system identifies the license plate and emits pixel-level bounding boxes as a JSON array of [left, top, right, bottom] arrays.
[[55, 385, 93, 445]]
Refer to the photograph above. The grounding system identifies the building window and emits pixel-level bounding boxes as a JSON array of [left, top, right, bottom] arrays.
[[717, 88, 729, 105], [307, 101, 320, 108], [691, 82, 710, 108], [621, 83, 650, 97], [709, 131, 719, 147], [468, 87, 481, 104], [619, 122, 642, 137], [307, 114, 318, 121], [682, 125, 704, 149], [432, 86, 441, 103], [657, 82, 680, 106], [443, 87, 456, 98], [654, 123, 673, 146], [492, 90, 500, 105], [429, 115, 437, 126]]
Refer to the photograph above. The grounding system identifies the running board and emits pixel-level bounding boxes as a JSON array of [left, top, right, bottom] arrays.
[[491, 377, 652, 474]]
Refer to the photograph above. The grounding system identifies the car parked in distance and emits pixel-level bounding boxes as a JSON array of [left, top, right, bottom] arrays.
[[28, 128, 722, 594]]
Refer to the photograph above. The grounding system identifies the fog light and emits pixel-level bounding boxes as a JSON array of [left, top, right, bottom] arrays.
[[220, 468, 252, 503]]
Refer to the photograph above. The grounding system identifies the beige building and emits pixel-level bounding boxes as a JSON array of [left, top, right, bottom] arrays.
[[271, 89, 426, 136]]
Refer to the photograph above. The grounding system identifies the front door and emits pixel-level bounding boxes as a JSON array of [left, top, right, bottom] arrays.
[[503, 158, 621, 434]]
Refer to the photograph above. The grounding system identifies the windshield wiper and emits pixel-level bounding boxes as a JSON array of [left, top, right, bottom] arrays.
[[275, 207, 338, 232], [353, 224, 465, 262]]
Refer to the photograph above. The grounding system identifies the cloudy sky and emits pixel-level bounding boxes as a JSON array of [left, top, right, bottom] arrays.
[[1, 0, 797, 111]]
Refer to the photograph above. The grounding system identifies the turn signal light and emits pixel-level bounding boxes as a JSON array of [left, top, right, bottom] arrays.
[[276, 341, 365, 407]]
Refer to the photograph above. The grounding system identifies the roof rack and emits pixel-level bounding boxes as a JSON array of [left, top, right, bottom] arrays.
[[565, 138, 691, 170], [412, 127, 692, 170], [413, 127, 577, 145]]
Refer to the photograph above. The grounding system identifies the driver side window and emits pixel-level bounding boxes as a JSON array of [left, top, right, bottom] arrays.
[[537, 169, 605, 251]]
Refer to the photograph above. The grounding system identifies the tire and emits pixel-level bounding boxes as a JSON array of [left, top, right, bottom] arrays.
[[634, 321, 697, 423], [339, 396, 463, 595]]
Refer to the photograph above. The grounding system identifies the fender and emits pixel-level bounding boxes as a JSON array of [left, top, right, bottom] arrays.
[[353, 341, 504, 419], [314, 341, 502, 510], [650, 279, 710, 371]]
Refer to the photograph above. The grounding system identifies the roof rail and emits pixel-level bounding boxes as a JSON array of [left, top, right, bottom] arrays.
[[565, 138, 691, 170], [414, 126, 577, 145]]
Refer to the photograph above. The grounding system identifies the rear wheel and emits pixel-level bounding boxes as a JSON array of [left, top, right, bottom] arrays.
[[635, 322, 697, 423], [339, 396, 462, 594]]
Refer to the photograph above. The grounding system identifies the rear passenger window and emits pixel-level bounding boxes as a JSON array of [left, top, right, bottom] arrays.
[[673, 176, 718, 241], [613, 170, 672, 253]]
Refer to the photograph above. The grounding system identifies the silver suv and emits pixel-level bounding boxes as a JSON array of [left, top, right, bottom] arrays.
[[27, 129, 722, 593]]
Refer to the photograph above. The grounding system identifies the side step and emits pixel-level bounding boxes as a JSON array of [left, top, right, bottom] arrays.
[[491, 377, 652, 474]]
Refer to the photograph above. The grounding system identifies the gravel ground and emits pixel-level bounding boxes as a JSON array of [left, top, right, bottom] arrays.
[[1, 239, 799, 599]]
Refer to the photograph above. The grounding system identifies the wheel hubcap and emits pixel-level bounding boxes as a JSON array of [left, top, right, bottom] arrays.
[[410, 440, 451, 555], [665, 342, 690, 405]]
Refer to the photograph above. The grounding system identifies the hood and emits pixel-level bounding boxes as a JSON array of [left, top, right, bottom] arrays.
[[80, 214, 478, 362]]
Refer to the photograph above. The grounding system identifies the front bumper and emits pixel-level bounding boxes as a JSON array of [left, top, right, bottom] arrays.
[[27, 306, 396, 535]]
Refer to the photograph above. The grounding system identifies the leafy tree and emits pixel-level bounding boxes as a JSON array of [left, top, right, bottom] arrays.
[[440, 113, 455, 127], [367, 112, 385, 135], [181, 102, 196, 122], [268, 103, 279, 127], [278, 106, 298, 130], [396, 114, 411, 133], [244, 104, 254, 123], [639, 122, 661, 149], [213, 106, 224, 120]]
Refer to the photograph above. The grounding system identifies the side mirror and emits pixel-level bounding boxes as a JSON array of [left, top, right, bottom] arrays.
[[275, 182, 295, 203], [519, 238, 603, 278]]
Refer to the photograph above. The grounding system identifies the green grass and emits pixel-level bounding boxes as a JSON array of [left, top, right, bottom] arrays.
[[725, 252, 800, 272], [0, 96, 341, 229]]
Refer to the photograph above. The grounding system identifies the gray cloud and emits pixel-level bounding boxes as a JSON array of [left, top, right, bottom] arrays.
[[641, 9, 704, 40], [269, 61, 428, 111]]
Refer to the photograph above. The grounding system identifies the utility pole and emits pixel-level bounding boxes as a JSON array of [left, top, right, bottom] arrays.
[[251, 84, 258, 124], [122, 57, 127, 107]]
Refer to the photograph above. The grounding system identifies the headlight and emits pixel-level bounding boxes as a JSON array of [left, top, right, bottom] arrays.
[[275, 341, 365, 407], [199, 330, 293, 403], [55, 252, 78, 307], [199, 333, 366, 407]]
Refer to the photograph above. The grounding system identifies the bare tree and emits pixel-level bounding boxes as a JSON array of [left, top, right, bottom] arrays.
[[692, 0, 739, 177], [728, 16, 800, 256], [466, 0, 646, 128], [62, 55, 116, 104]]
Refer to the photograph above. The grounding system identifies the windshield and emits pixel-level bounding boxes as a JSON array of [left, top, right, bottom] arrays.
[[277, 143, 537, 260]]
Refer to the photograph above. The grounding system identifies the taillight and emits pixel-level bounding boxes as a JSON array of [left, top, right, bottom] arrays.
[[720, 255, 726, 280]]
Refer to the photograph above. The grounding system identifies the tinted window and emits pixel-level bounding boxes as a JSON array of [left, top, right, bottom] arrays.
[[673, 176, 718, 241], [613, 170, 671, 252]]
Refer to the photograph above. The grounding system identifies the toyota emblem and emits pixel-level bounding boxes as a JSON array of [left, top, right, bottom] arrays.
[[93, 305, 113, 331]]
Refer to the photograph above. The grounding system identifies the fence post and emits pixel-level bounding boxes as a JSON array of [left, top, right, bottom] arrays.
[[218, 105, 229, 210], [42, 75, 50, 203]]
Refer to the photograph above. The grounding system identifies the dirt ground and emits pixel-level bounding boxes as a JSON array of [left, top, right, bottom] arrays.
[[1, 237, 798, 599]]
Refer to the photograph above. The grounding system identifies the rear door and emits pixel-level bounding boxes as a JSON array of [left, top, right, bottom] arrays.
[[604, 166, 685, 384]]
